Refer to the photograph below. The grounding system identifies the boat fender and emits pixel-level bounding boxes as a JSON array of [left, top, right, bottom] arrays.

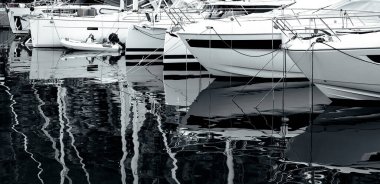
[[108, 33, 119, 44], [30, 6, 35, 12]]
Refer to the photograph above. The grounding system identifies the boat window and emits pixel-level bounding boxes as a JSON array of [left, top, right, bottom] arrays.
[[99, 8, 119, 14], [77, 8, 97, 17], [42, 9, 78, 15], [203, 5, 279, 13], [202, 4, 280, 19]]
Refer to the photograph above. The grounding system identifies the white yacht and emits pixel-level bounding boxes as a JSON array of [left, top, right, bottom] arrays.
[[274, 0, 380, 101], [283, 21, 380, 101], [163, 0, 288, 73], [164, 1, 283, 74], [177, 0, 345, 78]]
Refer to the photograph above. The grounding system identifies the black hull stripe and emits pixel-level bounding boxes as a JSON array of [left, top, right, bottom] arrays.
[[214, 76, 308, 83], [331, 98, 380, 106], [125, 55, 163, 59], [125, 48, 164, 52], [164, 55, 195, 59], [163, 62, 206, 71], [187, 39, 282, 49], [125, 62, 163, 66]]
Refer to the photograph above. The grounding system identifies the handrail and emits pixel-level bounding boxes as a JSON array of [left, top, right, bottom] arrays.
[[273, 11, 380, 41]]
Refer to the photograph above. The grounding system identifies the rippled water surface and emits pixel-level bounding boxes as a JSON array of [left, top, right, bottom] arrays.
[[1, 30, 380, 184]]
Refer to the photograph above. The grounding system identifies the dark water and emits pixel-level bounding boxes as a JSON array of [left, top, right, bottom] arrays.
[[1, 33, 380, 184]]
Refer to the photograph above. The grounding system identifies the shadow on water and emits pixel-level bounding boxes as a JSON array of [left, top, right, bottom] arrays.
[[1, 39, 380, 184]]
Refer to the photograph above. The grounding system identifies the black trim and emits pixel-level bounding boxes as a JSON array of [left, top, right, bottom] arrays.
[[164, 62, 206, 71], [367, 55, 380, 63], [87, 27, 98, 30], [330, 98, 380, 107], [187, 39, 282, 49], [214, 76, 308, 83], [125, 48, 164, 52], [125, 55, 163, 59], [164, 54, 195, 59]]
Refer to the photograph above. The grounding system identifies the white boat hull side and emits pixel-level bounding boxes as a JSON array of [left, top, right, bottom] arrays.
[[30, 15, 140, 47], [179, 33, 304, 78], [288, 46, 380, 101], [7, 7, 30, 34], [125, 26, 166, 55], [163, 32, 202, 71]]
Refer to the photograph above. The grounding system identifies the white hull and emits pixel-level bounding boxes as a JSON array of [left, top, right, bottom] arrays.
[[30, 13, 144, 47], [163, 32, 202, 71], [287, 32, 380, 101], [125, 25, 166, 55], [179, 33, 304, 78]]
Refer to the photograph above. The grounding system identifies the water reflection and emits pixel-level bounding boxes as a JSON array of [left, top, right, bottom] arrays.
[[1, 39, 380, 184]]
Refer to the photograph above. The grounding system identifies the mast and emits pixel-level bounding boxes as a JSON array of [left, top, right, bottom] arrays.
[[133, 0, 138, 11], [120, 0, 125, 11]]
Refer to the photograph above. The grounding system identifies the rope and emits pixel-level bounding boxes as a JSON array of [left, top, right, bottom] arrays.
[[254, 41, 316, 109], [211, 27, 280, 58], [319, 42, 380, 65]]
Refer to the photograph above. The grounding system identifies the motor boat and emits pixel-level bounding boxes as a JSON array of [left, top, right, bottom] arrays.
[[162, 0, 295, 72], [61, 36, 122, 51], [177, 0, 349, 78], [128, 0, 289, 60], [285, 30, 380, 101], [276, 1, 380, 101]]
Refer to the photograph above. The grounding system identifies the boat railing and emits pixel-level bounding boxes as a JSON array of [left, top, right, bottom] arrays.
[[163, 7, 196, 30], [273, 11, 380, 39]]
